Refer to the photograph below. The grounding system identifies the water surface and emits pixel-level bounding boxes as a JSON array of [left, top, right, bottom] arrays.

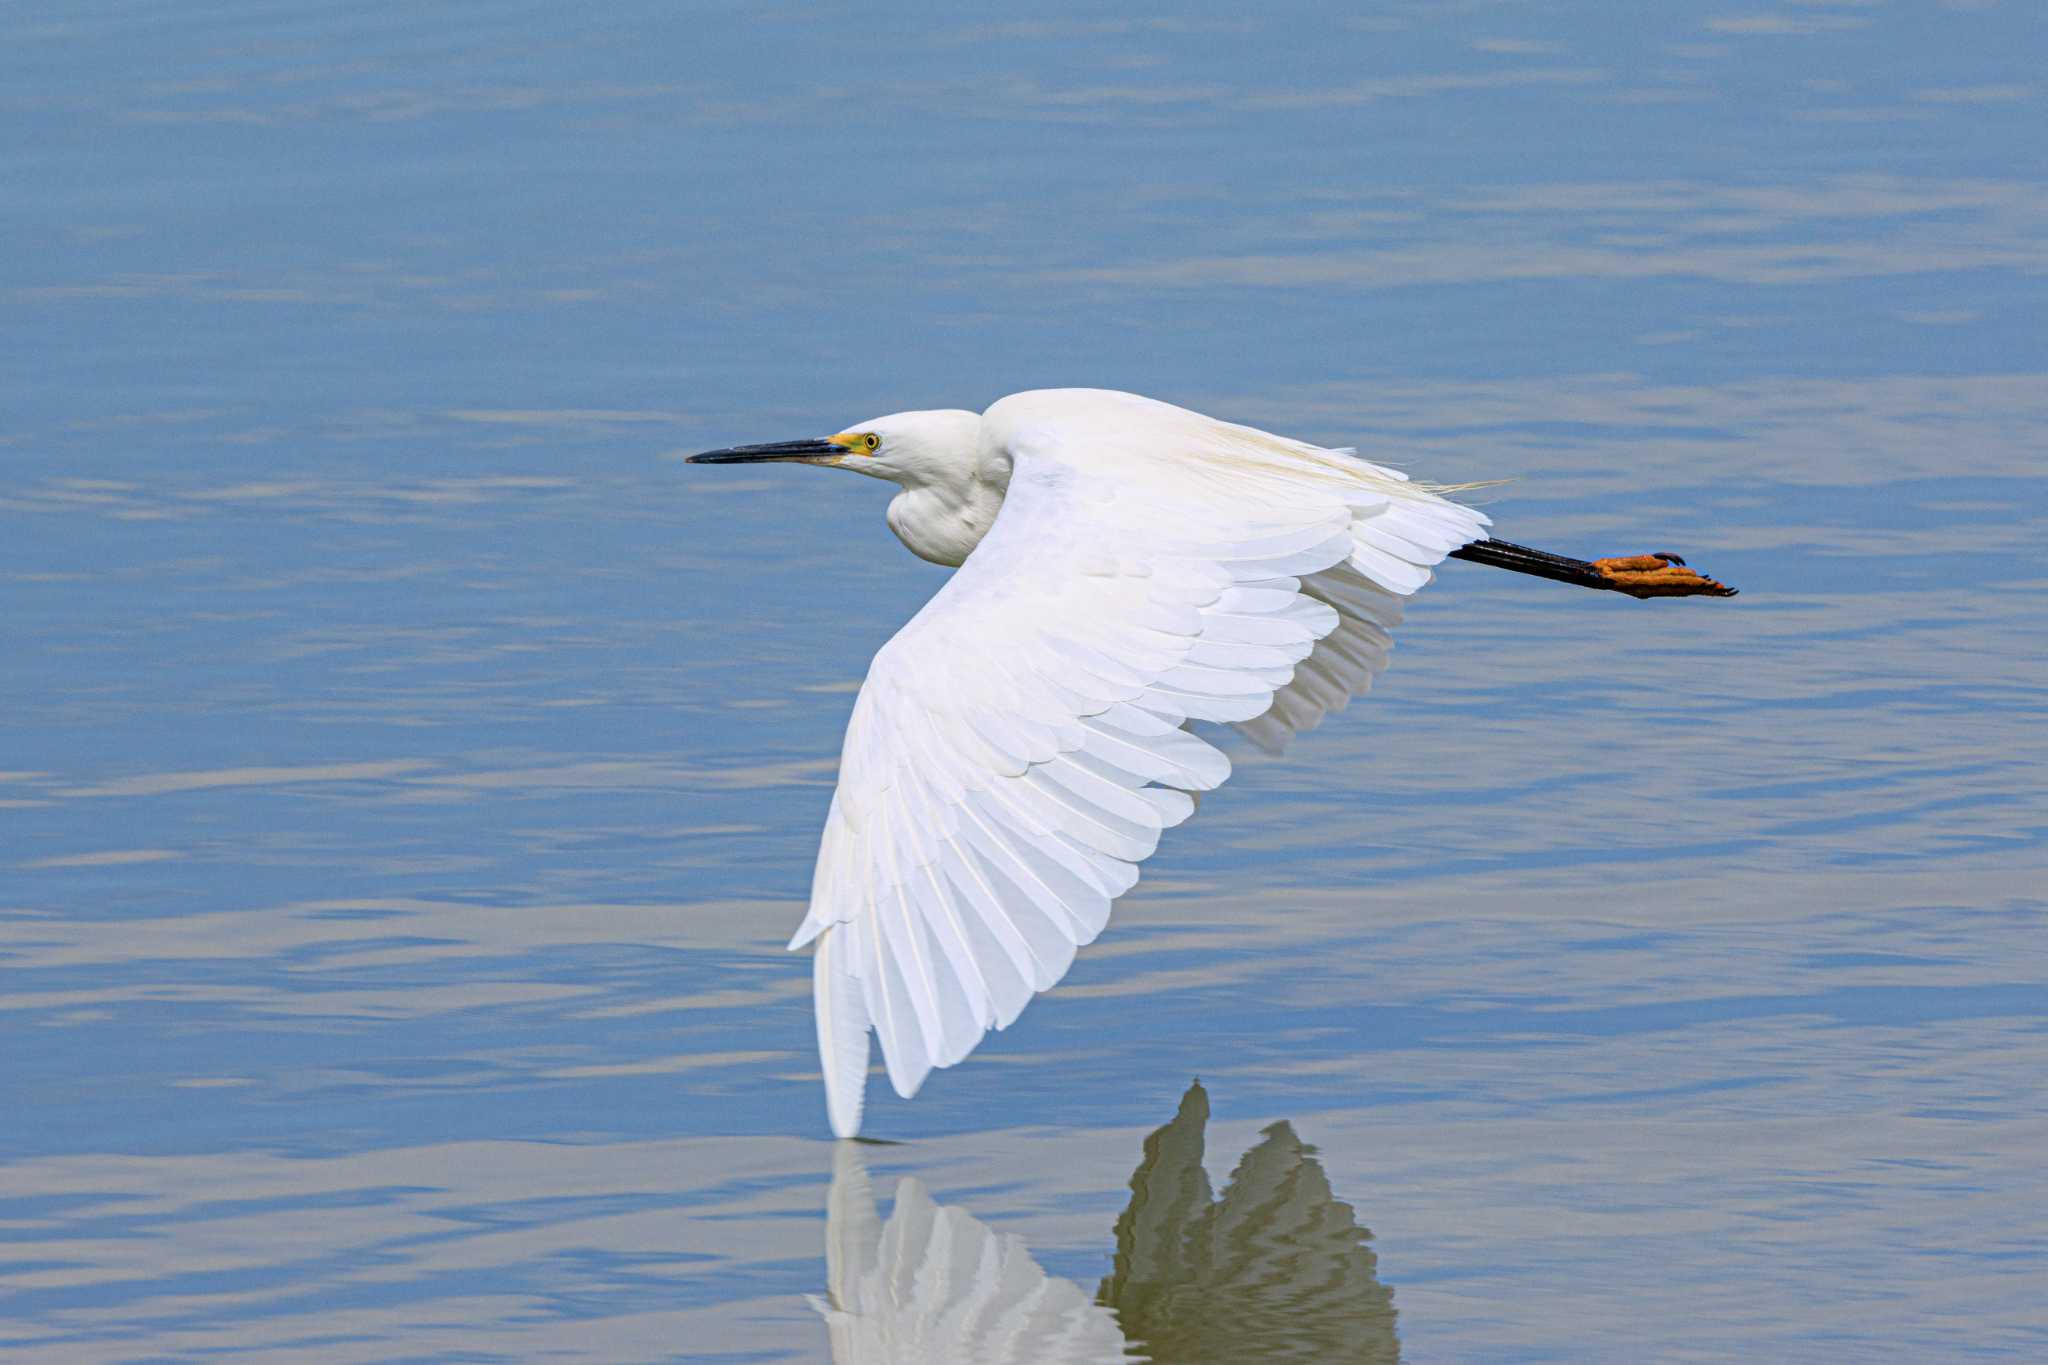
[[4, 3, 2045, 1360]]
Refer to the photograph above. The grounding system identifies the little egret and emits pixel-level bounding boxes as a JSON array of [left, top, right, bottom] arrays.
[[689, 388, 1734, 1137]]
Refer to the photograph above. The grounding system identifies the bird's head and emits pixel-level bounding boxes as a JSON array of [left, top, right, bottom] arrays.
[[687, 408, 982, 490]]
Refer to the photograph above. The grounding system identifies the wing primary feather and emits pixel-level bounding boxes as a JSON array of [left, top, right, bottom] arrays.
[[871, 903, 935, 1098], [814, 925, 871, 1139], [910, 862, 996, 1032], [887, 882, 948, 1068], [938, 836, 1065, 1006], [954, 801, 1096, 970]]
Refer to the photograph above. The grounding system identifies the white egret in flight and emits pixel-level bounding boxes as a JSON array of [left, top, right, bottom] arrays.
[[690, 388, 1734, 1137]]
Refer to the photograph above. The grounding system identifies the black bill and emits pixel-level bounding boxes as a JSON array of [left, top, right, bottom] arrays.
[[685, 437, 844, 464]]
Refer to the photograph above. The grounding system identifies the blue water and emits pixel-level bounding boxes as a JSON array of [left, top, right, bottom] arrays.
[[4, 4, 2045, 1361]]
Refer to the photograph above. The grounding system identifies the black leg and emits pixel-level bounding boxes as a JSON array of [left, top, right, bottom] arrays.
[[1447, 539, 1737, 599]]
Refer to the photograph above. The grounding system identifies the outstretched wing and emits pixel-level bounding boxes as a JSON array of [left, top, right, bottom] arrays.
[[794, 390, 1488, 1135]]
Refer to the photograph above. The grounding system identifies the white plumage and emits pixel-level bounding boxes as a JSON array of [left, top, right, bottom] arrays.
[[691, 388, 1736, 1135], [696, 388, 1489, 1136]]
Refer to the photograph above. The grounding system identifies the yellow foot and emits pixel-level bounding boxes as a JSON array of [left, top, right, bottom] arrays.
[[1592, 552, 1739, 599]]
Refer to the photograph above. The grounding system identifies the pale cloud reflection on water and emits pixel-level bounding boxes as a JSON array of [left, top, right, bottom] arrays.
[[4, 0, 2046, 1360]]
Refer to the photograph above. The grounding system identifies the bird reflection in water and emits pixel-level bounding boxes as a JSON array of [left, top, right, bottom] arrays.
[[810, 1081, 1397, 1363]]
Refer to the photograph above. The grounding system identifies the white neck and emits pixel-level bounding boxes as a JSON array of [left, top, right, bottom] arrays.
[[885, 468, 1008, 566]]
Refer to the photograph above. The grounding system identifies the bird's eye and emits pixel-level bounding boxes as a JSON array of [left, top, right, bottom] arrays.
[[862, 433, 881, 453]]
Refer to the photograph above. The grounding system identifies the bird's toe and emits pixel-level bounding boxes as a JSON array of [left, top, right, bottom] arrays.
[[1592, 552, 1738, 599]]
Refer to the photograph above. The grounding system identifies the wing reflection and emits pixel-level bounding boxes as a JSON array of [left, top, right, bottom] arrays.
[[1099, 1081, 1398, 1363], [813, 1081, 1396, 1363], [813, 1142, 1135, 1364]]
